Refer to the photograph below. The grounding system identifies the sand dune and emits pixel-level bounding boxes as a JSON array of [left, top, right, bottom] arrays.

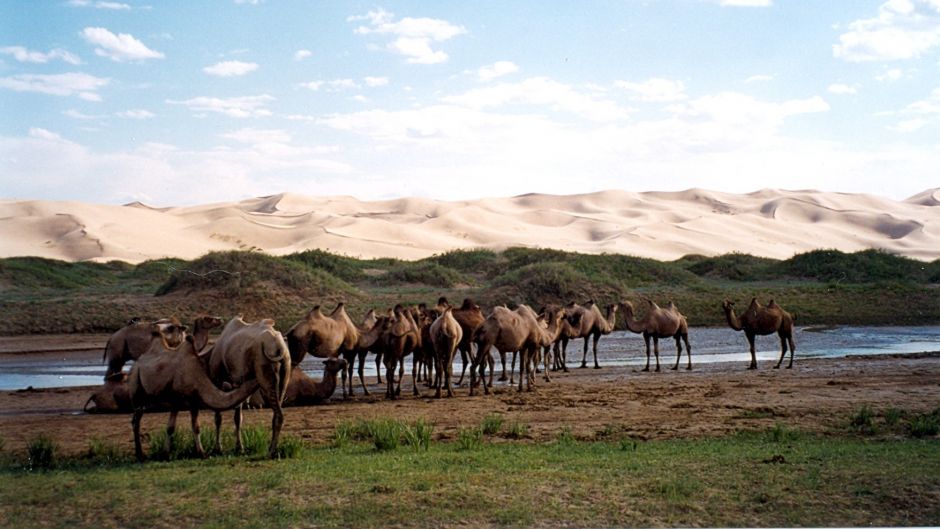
[[0, 188, 937, 263]]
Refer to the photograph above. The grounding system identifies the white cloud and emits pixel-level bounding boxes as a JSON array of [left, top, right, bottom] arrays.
[[478, 61, 518, 81], [718, 0, 772, 6], [889, 117, 928, 131], [876, 67, 907, 81], [298, 81, 324, 91], [28, 128, 64, 141], [293, 49, 312, 61], [234, 0, 262, 4], [221, 128, 291, 144], [68, 0, 133, 9], [349, 8, 466, 64], [63, 109, 104, 120], [0, 72, 109, 101], [117, 109, 154, 119], [834, 0, 940, 62], [443, 77, 632, 122], [0, 46, 81, 65], [203, 60, 259, 77], [166, 94, 275, 118], [904, 87, 940, 114], [744, 74, 774, 83], [615, 78, 687, 102], [80, 27, 164, 62], [828, 83, 859, 94], [364, 76, 389, 87]]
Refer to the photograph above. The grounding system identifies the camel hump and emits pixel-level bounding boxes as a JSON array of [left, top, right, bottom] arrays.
[[460, 298, 475, 310], [438, 296, 450, 307], [767, 299, 778, 307], [262, 318, 276, 327]]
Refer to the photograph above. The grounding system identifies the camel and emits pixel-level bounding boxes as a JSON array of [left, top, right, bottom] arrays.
[[534, 306, 568, 382], [83, 372, 133, 413], [208, 317, 292, 458], [565, 301, 617, 369], [471, 304, 559, 394], [438, 297, 485, 387], [429, 307, 463, 398], [248, 357, 349, 407], [551, 308, 579, 372], [102, 316, 186, 378], [127, 330, 259, 461], [381, 304, 422, 399], [722, 298, 795, 370], [620, 300, 692, 372], [341, 311, 387, 396], [285, 303, 359, 397], [413, 304, 440, 387]]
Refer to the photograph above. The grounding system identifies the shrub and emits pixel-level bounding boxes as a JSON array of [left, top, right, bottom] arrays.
[[767, 423, 800, 443], [366, 419, 404, 452], [239, 425, 273, 457], [849, 406, 876, 435], [491, 262, 622, 306], [884, 408, 904, 428], [403, 419, 434, 451], [276, 436, 304, 459], [374, 262, 464, 288], [428, 249, 499, 274], [555, 426, 575, 445], [909, 413, 939, 438], [506, 422, 529, 439], [456, 427, 484, 451], [285, 249, 367, 283], [26, 435, 58, 470], [481, 414, 503, 435]]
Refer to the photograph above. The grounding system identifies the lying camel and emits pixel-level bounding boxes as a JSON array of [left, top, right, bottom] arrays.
[[620, 300, 692, 371], [722, 298, 795, 370], [438, 297, 485, 387], [83, 372, 132, 413], [430, 307, 463, 398], [471, 305, 558, 394], [103, 317, 186, 378], [209, 317, 291, 458], [127, 330, 259, 461], [248, 357, 348, 407], [565, 301, 617, 369], [285, 303, 359, 396]]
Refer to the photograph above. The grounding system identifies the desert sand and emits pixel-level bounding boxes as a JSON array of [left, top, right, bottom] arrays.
[[1, 188, 938, 263]]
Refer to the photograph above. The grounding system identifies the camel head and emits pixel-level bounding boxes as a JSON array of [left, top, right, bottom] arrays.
[[459, 298, 478, 311], [323, 357, 348, 374], [721, 299, 735, 313], [437, 296, 450, 309], [126, 316, 142, 326], [195, 314, 225, 329], [153, 317, 187, 348]]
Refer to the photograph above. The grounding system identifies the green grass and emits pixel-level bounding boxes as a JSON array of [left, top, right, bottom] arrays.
[[1, 434, 938, 528], [25, 435, 58, 471], [480, 414, 503, 435]]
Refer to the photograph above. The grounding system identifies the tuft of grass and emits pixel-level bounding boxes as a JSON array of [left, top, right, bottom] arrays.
[[26, 435, 58, 471], [456, 427, 484, 451], [481, 414, 503, 435], [849, 406, 877, 435], [85, 439, 126, 465], [555, 426, 576, 445], [275, 436, 304, 459], [366, 419, 404, 452], [767, 423, 801, 443], [403, 419, 434, 451], [909, 413, 939, 438], [506, 421, 530, 439]]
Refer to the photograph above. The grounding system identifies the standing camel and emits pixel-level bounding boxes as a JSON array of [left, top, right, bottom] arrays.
[[127, 330, 259, 461], [438, 297, 485, 387], [102, 317, 187, 378], [722, 298, 795, 370], [341, 311, 386, 397], [430, 307, 463, 398], [620, 300, 692, 371], [565, 301, 617, 369], [285, 303, 359, 397], [208, 317, 292, 458], [471, 305, 558, 394], [382, 305, 422, 399]]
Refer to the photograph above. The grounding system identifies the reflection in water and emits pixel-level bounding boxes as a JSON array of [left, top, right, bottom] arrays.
[[0, 326, 938, 390]]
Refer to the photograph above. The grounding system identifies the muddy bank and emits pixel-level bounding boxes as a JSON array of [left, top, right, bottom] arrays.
[[1, 352, 938, 457]]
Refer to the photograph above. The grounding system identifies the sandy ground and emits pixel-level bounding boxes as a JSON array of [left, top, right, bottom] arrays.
[[1, 342, 939, 456]]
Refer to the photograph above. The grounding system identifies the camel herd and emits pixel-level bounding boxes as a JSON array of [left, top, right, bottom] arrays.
[[83, 296, 795, 461]]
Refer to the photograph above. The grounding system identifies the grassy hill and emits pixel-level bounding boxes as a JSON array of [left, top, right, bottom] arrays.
[[0, 248, 937, 334]]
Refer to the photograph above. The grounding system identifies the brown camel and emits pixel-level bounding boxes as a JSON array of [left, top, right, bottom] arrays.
[[341, 312, 387, 396], [438, 297, 485, 387], [413, 304, 440, 387], [381, 304, 422, 399], [127, 330, 259, 461], [102, 316, 186, 378], [471, 304, 558, 394], [565, 301, 617, 369], [248, 357, 349, 407], [208, 317, 292, 458], [534, 306, 568, 382], [722, 298, 795, 370], [430, 307, 463, 398], [83, 372, 133, 413], [620, 300, 692, 371], [285, 303, 359, 397]]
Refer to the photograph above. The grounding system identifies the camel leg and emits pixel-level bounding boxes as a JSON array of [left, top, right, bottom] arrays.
[[517, 348, 527, 393], [456, 346, 469, 387], [213, 411, 223, 453], [132, 409, 145, 462], [355, 351, 370, 396], [375, 352, 384, 384], [775, 333, 788, 369], [672, 336, 682, 371], [579, 337, 590, 368], [683, 334, 692, 370], [642, 334, 651, 371], [191, 409, 206, 458], [234, 405, 244, 454], [266, 386, 284, 459], [412, 354, 421, 397], [385, 357, 396, 399], [487, 351, 495, 388], [499, 351, 508, 382], [509, 350, 517, 384], [787, 335, 795, 369], [592, 333, 601, 369], [561, 337, 569, 372], [746, 332, 758, 370], [543, 346, 552, 382], [165, 410, 179, 456], [445, 352, 455, 398], [653, 336, 661, 372]]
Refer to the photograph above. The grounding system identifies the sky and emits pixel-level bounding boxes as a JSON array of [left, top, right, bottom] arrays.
[[1, 0, 939, 206]]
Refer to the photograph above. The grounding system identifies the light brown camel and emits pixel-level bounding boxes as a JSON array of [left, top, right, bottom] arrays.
[[438, 297, 485, 387], [413, 304, 440, 387], [430, 307, 463, 398], [533, 305, 567, 382], [208, 317, 291, 458], [285, 303, 359, 397], [471, 304, 558, 394], [341, 311, 387, 396], [381, 304, 422, 399], [620, 300, 692, 371], [103, 316, 186, 378], [83, 372, 133, 413], [248, 357, 348, 407], [722, 298, 795, 370], [565, 301, 617, 369], [127, 331, 259, 461]]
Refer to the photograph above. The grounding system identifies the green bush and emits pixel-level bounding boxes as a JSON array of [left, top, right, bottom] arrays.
[[26, 435, 58, 470], [849, 406, 876, 435], [678, 253, 777, 281], [491, 262, 622, 305], [884, 408, 904, 428], [285, 249, 368, 283], [781, 249, 927, 283], [403, 419, 434, 451], [373, 262, 464, 288], [366, 419, 404, 451], [556, 426, 575, 445], [275, 436, 304, 459], [428, 249, 499, 273], [506, 422, 529, 439], [909, 413, 939, 438], [481, 414, 503, 435], [456, 427, 484, 451]]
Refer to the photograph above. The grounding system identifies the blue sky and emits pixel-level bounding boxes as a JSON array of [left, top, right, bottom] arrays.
[[1, 0, 939, 205]]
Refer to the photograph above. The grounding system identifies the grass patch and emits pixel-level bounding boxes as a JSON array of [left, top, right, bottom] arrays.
[[456, 427, 484, 451], [25, 435, 58, 471], [402, 419, 434, 451], [480, 413, 503, 435], [505, 421, 530, 439], [909, 412, 939, 438], [848, 405, 877, 435]]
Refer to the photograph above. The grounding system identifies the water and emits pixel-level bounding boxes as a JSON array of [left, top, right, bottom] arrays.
[[0, 326, 938, 390]]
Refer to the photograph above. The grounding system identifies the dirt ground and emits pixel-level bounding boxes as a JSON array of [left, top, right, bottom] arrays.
[[1, 341, 939, 456]]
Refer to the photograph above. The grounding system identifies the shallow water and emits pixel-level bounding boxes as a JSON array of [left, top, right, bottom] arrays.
[[0, 326, 938, 390]]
